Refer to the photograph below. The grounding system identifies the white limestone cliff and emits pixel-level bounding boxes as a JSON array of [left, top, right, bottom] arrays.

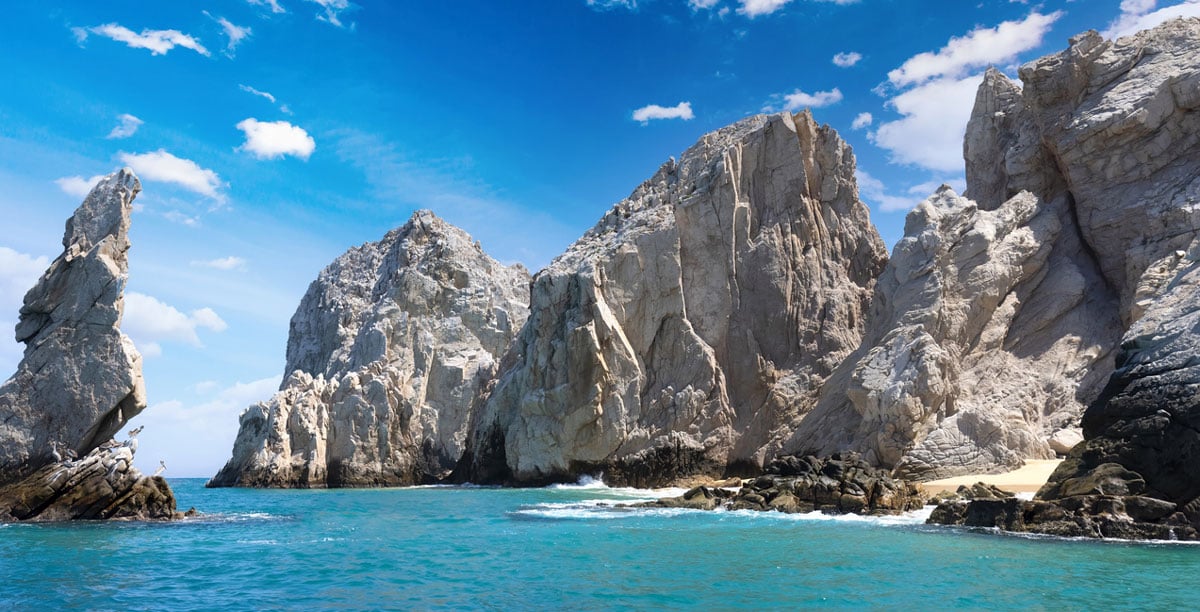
[[0, 170, 148, 482], [460, 111, 888, 486], [210, 210, 529, 487]]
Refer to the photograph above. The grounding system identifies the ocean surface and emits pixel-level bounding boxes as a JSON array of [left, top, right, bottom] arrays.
[[2, 478, 1198, 610]]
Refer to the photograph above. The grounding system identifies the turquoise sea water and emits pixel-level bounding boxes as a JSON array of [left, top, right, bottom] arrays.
[[2, 479, 1199, 610]]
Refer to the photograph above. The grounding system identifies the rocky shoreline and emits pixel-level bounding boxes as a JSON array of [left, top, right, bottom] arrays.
[[642, 453, 926, 515]]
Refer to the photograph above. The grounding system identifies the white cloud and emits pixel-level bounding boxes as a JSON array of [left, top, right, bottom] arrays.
[[689, 0, 721, 8], [247, 0, 286, 14], [1104, 0, 1200, 39], [239, 84, 276, 104], [851, 112, 873, 130], [236, 118, 316, 160], [307, 0, 352, 27], [0, 248, 50, 376], [768, 88, 843, 111], [131, 375, 282, 477], [123, 292, 227, 356], [204, 11, 252, 57], [55, 175, 106, 199], [632, 102, 695, 123], [908, 177, 966, 196], [107, 114, 143, 139], [870, 74, 980, 172], [118, 150, 225, 201], [832, 51, 862, 67], [83, 23, 210, 57], [192, 256, 247, 271], [738, 0, 791, 17], [587, 0, 639, 9], [887, 11, 1062, 88], [163, 211, 201, 227], [856, 170, 919, 213]]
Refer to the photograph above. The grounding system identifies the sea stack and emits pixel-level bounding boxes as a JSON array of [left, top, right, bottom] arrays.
[[209, 210, 530, 487], [459, 111, 888, 487], [0, 169, 176, 521]]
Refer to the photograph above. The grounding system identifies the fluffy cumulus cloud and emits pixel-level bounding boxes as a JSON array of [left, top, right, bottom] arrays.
[[870, 74, 981, 172], [55, 174, 106, 198], [832, 51, 862, 67], [632, 102, 695, 123], [204, 11, 252, 57], [851, 112, 873, 130], [871, 11, 1061, 173], [118, 150, 224, 201], [123, 292, 228, 357], [767, 88, 843, 111], [886, 11, 1062, 88], [79, 23, 209, 56], [107, 114, 143, 139], [236, 119, 316, 160], [1105, 0, 1200, 39], [307, 0, 353, 27], [133, 375, 281, 476], [191, 256, 247, 271]]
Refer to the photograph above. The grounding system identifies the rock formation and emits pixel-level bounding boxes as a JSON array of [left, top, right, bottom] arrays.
[[0, 169, 177, 521], [644, 453, 925, 515], [789, 20, 1200, 480], [209, 210, 529, 487], [458, 111, 888, 487], [929, 19, 1200, 539]]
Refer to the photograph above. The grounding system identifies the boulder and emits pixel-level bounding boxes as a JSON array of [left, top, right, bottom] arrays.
[[209, 210, 529, 487], [1048, 428, 1084, 455]]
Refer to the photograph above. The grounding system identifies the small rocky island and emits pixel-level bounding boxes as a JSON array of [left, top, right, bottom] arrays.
[[0, 170, 179, 521]]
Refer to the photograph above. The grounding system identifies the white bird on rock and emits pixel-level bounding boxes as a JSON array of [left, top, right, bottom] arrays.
[[153, 460, 166, 477], [123, 425, 144, 452]]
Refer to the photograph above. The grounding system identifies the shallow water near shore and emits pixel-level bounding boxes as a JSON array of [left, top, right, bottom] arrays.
[[2, 479, 1199, 609]]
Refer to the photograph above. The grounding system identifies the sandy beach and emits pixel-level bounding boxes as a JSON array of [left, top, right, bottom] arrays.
[[921, 460, 1064, 495]]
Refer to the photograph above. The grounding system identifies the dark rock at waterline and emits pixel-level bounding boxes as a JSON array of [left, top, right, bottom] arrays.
[[642, 453, 926, 516], [0, 439, 178, 521]]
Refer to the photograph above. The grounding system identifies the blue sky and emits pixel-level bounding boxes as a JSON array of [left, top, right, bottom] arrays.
[[1, 0, 1197, 477]]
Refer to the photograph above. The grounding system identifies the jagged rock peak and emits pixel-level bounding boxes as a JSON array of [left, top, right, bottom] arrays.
[[209, 210, 530, 488], [0, 168, 174, 521], [459, 111, 888, 487]]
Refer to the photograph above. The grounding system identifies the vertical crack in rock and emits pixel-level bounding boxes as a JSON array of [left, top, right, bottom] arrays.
[[459, 111, 887, 487]]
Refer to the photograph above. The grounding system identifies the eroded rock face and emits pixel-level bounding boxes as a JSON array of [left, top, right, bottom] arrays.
[[0, 170, 147, 481], [459, 112, 887, 486], [931, 20, 1200, 540], [788, 185, 1119, 479], [209, 210, 529, 487], [0, 169, 175, 521], [791, 20, 1200, 480]]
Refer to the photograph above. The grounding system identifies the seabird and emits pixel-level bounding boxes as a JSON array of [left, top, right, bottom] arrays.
[[49, 441, 62, 463], [153, 460, 166, 477]]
